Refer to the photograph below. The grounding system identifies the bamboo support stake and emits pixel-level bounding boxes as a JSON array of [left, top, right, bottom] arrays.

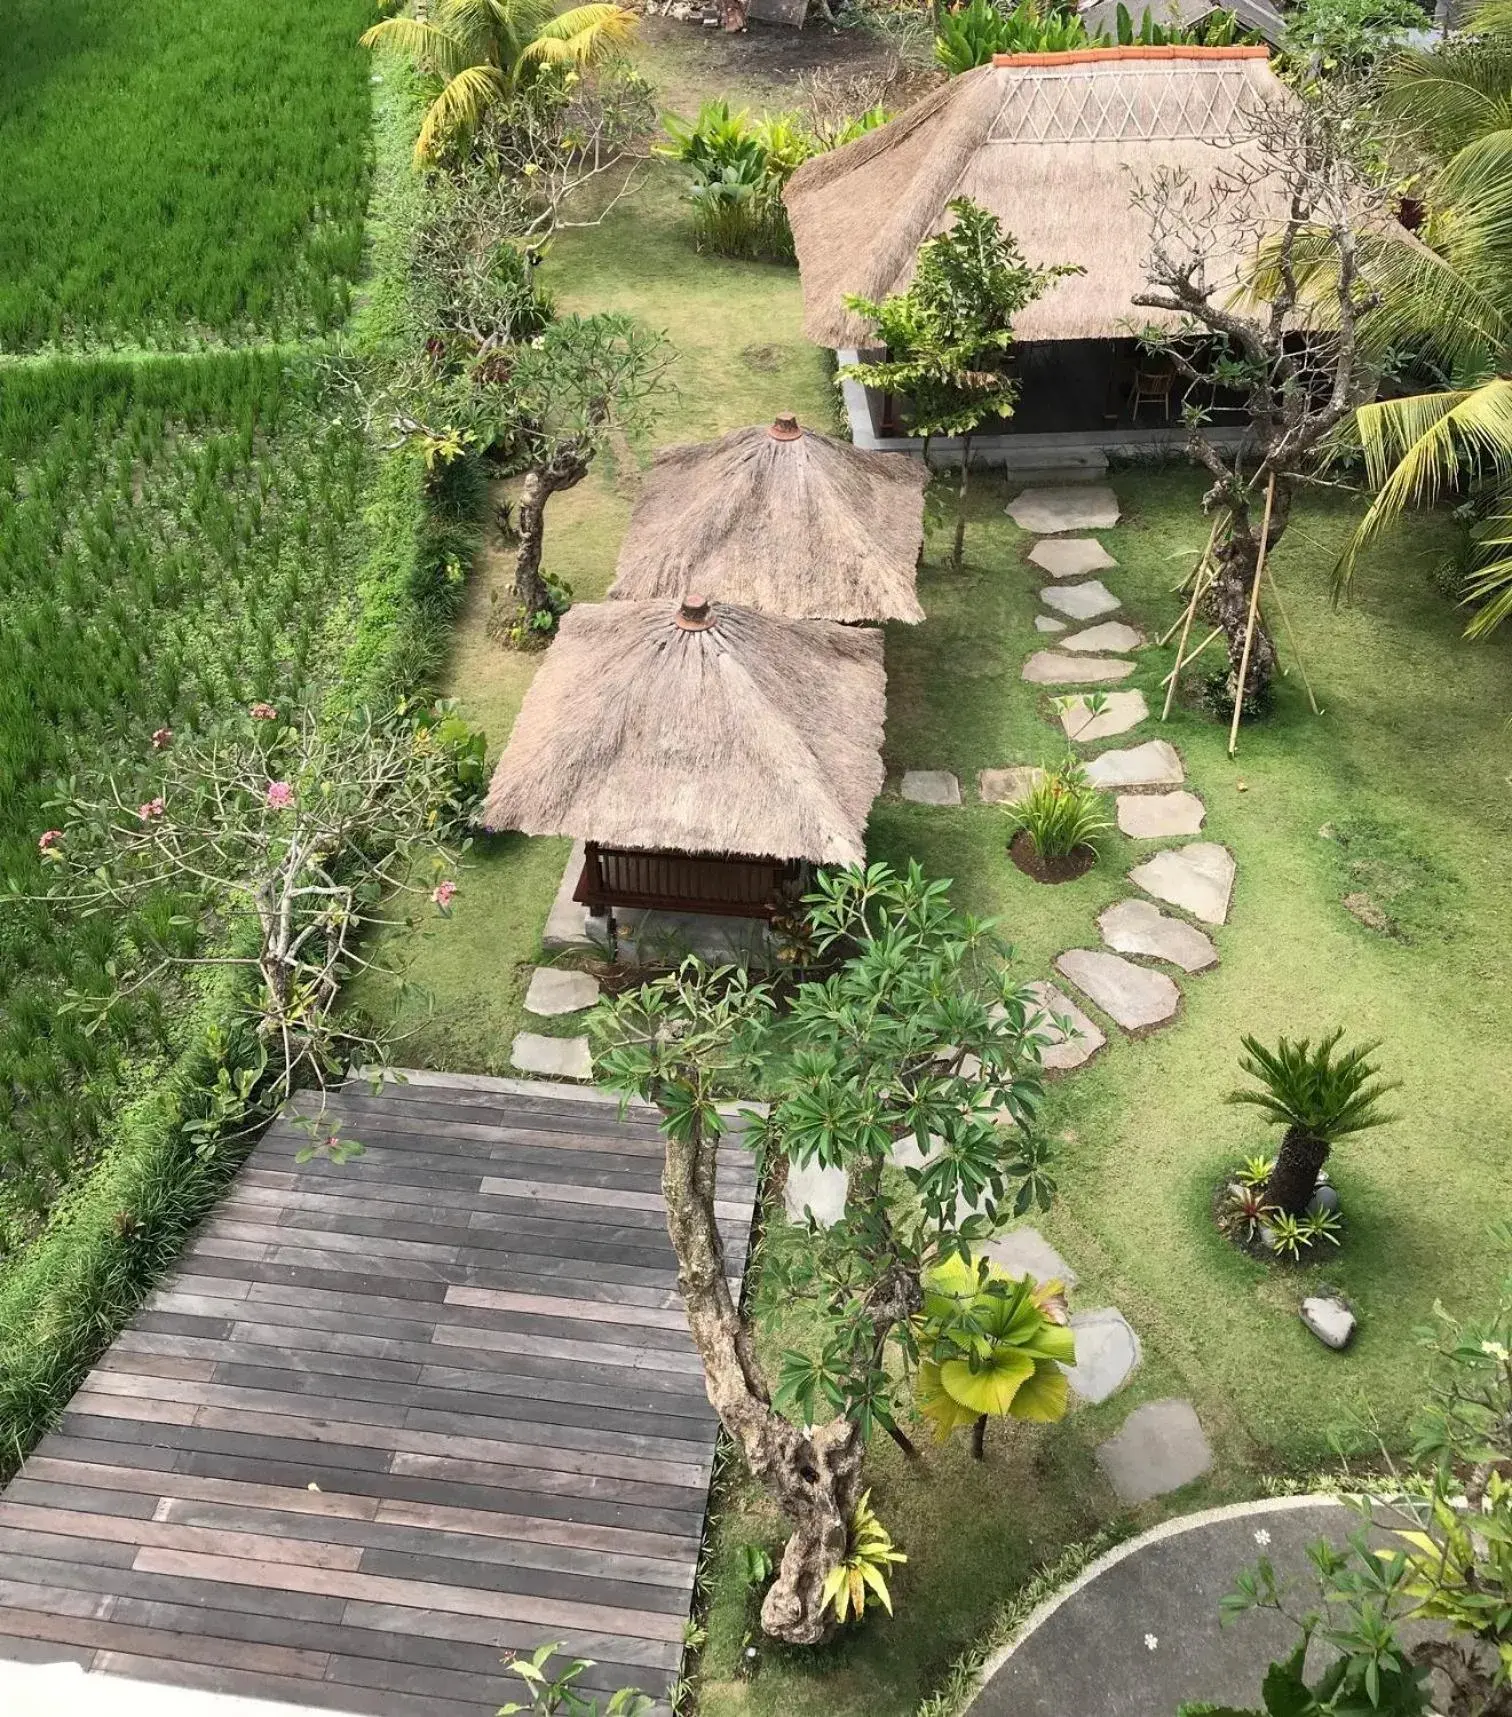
[[1265, 567, 1321, 715], [1161, 626, 1221, 688], [1160, 513, 1226, 719], [1228, 476, 1277, 758]]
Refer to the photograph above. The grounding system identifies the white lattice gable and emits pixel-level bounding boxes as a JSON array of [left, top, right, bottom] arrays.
[[990, 63, 1254, 144]]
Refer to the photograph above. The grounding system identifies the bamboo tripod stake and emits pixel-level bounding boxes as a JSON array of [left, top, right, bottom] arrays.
[[1160, 513, 1223, 721], [1228, 475, 1277, 758]]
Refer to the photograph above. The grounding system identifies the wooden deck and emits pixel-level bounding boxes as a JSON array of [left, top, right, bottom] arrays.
[[0, 1072, 758, 1716]]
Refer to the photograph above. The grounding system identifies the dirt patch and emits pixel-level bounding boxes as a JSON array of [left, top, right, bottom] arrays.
[[1008, 829, 1098, 885], [1321, 814, 1463, 943], [740, 341, 793, 371]]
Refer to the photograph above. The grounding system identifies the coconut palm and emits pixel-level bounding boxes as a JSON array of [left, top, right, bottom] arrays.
[[1226, 1029, 1399, 1217], [362, 0, 637, 165], [915, 1253, 1075, 1460], [1336, 5, 1512, 633]]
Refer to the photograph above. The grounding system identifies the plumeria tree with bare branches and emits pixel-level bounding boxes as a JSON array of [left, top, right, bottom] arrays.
[[20, 702, 480, 1147], [1131, 80, 1393, 713]]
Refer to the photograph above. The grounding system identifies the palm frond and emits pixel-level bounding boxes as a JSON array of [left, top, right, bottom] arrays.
[[1227, 1030, 1399, 1141], [359, 16, 474, 80], [1380, 46, 1512, 161], [414, 62, 508, 163], [518, 2, 637, 67], [1462, 479, 1512, 635]]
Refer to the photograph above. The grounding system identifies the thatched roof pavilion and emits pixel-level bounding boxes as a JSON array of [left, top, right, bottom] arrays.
[[480, 596, 886, 877], [608, 414, 927, 624], [784, 46, 1298, 351]]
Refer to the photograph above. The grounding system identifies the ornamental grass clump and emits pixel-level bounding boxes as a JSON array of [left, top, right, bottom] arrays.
[[1007, 761, 1112, 882]]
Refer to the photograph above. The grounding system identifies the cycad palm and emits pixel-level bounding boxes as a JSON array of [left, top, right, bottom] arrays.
[[1339, 5, 1512, 633], [362, 0, 637, 165]]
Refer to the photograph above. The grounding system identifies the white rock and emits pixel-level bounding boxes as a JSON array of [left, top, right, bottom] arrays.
[[1058, 690, 1147, 741], [1025, 980, 1106, 1071], [901, 770, 961, 806], [1129, 842, 1236, 926], [1007, 485, 1121, 533], [510, 1033, 593, 1081], [524, 967, 601, 1016], [1059, 622, 1144, 654], [1117, 791, 1206, 837], [1097, 898, 1218, 973], [1055, 948, 1181, 1033], [1028, 538, 1117, 578], [784, 1160, 849, 1228], [1301, 1295, 1356, 1351], [1040, 580, 1122, 621], [1022, 651, 1135, 685], [1084, 740, 1185, 790]]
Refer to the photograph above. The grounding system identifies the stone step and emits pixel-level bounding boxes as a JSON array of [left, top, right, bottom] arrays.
[[1084, 739, 1184, 790], [511, 1032, 593, 1081], [1026, 979, 1107, 1071], [524, 967, 601, 1016], [1022, 651, 1135, 685], [1058, 690, 1147, 741], [900, 769, 961, 805], [1129, 842, 1236, 926], [1029, 538, 1117, 579], [982, 1226, 1079, 1288], [784, 1160, 849, 1228], [1066, 1308, 1142, 1404], [979, 765, 1044, 805], [1008, 484, 1121, 533], [1116, 790, 1206, 837], [1040, 579, 1121, 621], [1054, 948, 1181, 1033], [1035, 614, 1068, 633], [1096, 1399, 1212, 1504], [1059, 621, 1144, 654], [1098, 898, 1218, 974]]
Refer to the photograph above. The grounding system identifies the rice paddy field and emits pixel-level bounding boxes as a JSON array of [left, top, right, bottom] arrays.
[[0, 355, 369, 1252], [0, 0, 373, 350]]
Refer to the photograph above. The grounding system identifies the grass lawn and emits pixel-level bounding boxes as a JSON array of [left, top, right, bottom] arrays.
[[378, 27, 1512, 1717]]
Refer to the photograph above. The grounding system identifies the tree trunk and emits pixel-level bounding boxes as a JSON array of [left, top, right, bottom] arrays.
[[659, 1104, 864, 1645], [1264, 1123, 1327, 1217], [1205, 529, 1278, 713], [512, 457, 588, 619], [884, 1420, 922, 1462], [952, 437, 971, 574], [971, 1414, 988, 1461]]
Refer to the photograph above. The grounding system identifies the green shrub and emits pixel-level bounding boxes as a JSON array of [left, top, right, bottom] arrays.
[[1008, 762, 1113, 861]]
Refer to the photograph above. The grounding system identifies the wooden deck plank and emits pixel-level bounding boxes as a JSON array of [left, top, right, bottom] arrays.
[[0, 1074, 747, 1712]]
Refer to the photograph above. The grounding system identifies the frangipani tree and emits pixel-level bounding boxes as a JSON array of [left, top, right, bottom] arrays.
[[916, 1253, 1074, 1459], [362, 0, 637, 165]]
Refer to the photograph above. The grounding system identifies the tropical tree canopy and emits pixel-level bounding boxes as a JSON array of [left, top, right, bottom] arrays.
[[362, 0, 637, 163]]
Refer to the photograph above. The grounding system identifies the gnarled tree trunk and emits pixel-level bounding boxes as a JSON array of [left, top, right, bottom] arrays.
[[1205, 529, 1279, 710], [660, 1108, 864, 1645], [1264, 1122, 1327, 1216], [510, 447, 589, 618]]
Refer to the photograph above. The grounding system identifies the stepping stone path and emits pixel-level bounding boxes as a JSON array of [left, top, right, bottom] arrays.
[[1059, 621, 1143, 654], [1084, 739, 1184, 790], [1026, 980, 1106, 1071], [889, 1133, 942, 1172], [1129, 842, 1236, 926], [1008, 485, 1121, 534], [524, 967, 601, 1016], [901, 769, 962, 806], [979, 765, 1044, 805], [1117, 790, 1206, 838], [1067, 1308, 1142, 1404], [1029, 538, 1117, 578], [1098, 899, 1218, 974], [1059, 690, 1147, 742], [1096, 1399, 1213, 1505], [983, 1226, 1079, 1288], [1022, 650, 1135, 686], [1035, 614, 1068, 633], [784, 1160, 849, 1228], [1040, 580, 1121, 621], [1055, 948, 1181, 1033], [511, 1032, 593, 1081]]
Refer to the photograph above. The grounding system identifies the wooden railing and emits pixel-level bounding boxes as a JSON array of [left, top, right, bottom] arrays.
[[574, 844, 798, 919]]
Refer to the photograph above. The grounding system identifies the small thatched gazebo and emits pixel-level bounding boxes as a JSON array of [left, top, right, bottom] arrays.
[[608, 414, 927, 624], [480, 595, 887, 921]]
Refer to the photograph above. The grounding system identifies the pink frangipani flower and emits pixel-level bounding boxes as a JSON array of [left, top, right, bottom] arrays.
[[151, 726, 173, 750], [38, 829, 64, 853], [432, 880, 458, 910], [250, 702, 278, 721], [266, 781, 295, 810], [138, 798, 165, 822]]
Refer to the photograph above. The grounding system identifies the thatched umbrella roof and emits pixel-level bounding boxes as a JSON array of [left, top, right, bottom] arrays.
[[479, 596, 887, 864], [784, 46, 1300, 349], [609, 415, 927, 624]]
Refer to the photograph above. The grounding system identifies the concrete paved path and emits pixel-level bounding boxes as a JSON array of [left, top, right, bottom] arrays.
[[969, 1497, 1351, 1717]]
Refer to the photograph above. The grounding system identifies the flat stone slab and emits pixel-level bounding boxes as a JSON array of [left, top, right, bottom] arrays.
[[511, 1032, 593, 1081], [1117, 790, 1206, 837], [982, 1225, 1078, 1289], [784, 1160, 849, 1228], [1060, 621, 1143, 654], [1028, 537, 1117, 578], [1129, 842, 1236, 926], [1008, 485, 1121, 534], [543, 839, 594, 950], [901, 769, 962, 806], [979, 765, 1045, 805], [1097, 1398, 1213, 1505], [1025, 980, 1106, 1071], [1035, 614, 1068, 633], [1022, 651, 1135, 686], [889, 1133, 943, 1172], [1055, 948, 1181, 1033], [1066, 1308, 1142, 1404], [1098, 898, 1218, 974], [1040, 580, 1121, 621], [1084, 739, 1185, 790], [1058, 690, 1147, 741], [524, 967, 601, 1016]]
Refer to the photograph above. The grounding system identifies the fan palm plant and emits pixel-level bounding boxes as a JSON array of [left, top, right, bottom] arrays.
[[1227, 1029, 1399, 1216], [1335, 5, 1512, 633], [362, 0, 637, 165]]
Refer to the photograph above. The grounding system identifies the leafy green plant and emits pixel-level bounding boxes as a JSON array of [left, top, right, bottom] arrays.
[[738, 1544, 774, 1588], [1237, 1154, 1277, 1191], [1265, 1211, 1309, 1262], [497, 1641, 654, 1715], [1112, 2, 1250, 44], [1227, 1030, 1399, 1216], [1008, 761, 1113, 864], [1299, 1207, 1343, 1249], [935, 0, 1093, 74], [1220, 1182, 1278, 1246], [820, 1491, 909, 1624]]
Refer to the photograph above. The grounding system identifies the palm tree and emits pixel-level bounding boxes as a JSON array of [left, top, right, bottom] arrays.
[[1336, 6, 1512, 633], [362, 0, 637, 166], [1227, 1030, 1399, 1217]]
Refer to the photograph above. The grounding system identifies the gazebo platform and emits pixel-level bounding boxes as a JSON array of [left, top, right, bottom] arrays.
[[0, 1073, 756, 1717]]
